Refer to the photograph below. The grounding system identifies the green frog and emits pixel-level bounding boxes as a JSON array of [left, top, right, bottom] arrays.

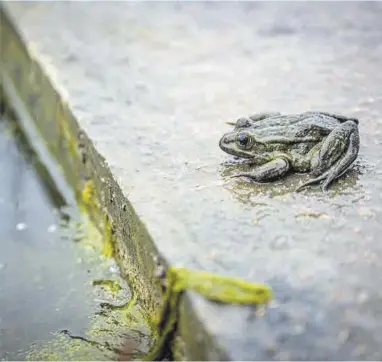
[[219, 111, 360, 191]]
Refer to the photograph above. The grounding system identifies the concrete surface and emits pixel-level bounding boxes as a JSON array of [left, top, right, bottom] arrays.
[[4, 1, 382, 359]]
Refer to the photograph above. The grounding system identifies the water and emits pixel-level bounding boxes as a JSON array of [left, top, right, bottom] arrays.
[[0, 111, 151, 360]]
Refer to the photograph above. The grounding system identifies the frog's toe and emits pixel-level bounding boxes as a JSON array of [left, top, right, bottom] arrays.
[[230, 172, 244, 178], [295, 184, 307, 192], [295, 183, 313, 192], [321, 183, 330, 192], [321, 174, 338, 192], [295, 173, 327, 192], [230, 172, 254, 181]]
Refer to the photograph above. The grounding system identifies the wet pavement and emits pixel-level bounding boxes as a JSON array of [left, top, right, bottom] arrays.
[[3, 2, 382, 359], [0, 113, 151, 360]]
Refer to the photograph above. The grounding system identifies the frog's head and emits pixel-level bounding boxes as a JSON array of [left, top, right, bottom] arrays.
[[219, 129, 266, 158]]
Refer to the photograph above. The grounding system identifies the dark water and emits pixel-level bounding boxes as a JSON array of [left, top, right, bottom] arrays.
[[0, 112, 151, 360]]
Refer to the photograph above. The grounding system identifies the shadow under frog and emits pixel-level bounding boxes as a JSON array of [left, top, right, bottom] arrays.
[[219, 111, 360, 192]]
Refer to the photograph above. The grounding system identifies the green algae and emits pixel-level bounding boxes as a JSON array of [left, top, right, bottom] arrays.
[[170, 267, 273, 304], [26, 333, 101, 361], [102, 213, 116, 259], [80, 179, 115, 259], [146, 267, 273, 360], [81, 180, 98, 209], [92, 279, 123, 295], [26, 295, 152, 361]]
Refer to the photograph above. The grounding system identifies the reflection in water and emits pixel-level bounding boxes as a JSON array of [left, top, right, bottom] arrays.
[[0, 112, 151, 360]]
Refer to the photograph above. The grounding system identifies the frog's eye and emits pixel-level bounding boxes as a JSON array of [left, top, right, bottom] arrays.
[[236, 132, 253, 149]]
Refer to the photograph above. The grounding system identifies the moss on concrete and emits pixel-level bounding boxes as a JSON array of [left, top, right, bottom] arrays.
[[146, 267, 273, 360]]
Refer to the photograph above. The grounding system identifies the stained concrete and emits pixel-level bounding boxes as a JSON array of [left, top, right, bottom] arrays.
[[3, 1, 382, 359]]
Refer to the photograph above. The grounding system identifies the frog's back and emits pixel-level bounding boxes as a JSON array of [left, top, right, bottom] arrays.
[[252, 114, 306, 129], [252, 113, 341, 144]]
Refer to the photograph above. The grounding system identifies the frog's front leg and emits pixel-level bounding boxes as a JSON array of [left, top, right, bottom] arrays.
[[296, 121, 359, 192], [231, 156, 291, 182]]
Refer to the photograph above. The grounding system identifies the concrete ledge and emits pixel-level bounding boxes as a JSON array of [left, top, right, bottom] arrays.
[[2, 2, 382, 360]]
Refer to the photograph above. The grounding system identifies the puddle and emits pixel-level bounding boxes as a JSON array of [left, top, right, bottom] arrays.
[[0, 110, 152, 360]]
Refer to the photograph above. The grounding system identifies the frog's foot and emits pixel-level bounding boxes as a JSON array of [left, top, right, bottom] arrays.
[[231, 157, 290, 182], [297, 121, 359, 192], [295, 173, 327, 192]]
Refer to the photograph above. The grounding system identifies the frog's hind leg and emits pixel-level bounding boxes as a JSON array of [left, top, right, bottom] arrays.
[[316, 112, 359, 125], [231, 157, 291, 182], [296, 121, 359, 192]]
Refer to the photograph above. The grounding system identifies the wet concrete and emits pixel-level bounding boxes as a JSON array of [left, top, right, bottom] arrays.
[[0, 113, 151, 360], [3, 1, 382, 359]]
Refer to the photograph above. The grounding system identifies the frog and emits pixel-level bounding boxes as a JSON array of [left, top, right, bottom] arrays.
[[145, 266, 272, 360], [219, 111, 360, 191]]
